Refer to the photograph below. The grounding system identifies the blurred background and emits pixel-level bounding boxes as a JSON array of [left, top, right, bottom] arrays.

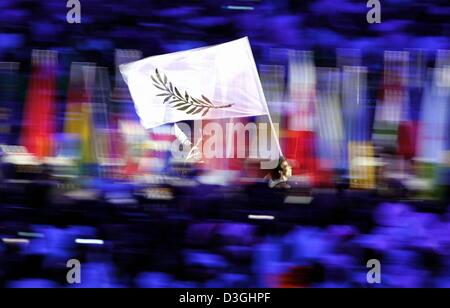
[[0, 0, 449, 288]]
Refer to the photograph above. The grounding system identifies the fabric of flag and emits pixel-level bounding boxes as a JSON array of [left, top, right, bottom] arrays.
[[119, 37, 269, 129], [21, 50, 57, 158], [64, 63, 96, 163]]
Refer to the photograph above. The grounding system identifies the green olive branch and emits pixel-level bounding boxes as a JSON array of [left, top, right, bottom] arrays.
[[151, 69, 233, 116]]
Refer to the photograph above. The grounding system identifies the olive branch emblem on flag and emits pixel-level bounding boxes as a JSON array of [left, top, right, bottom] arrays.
[[151, 69, 234, 117]]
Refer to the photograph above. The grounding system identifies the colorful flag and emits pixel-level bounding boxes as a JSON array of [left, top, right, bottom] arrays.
[[21, 50, 57, 158]]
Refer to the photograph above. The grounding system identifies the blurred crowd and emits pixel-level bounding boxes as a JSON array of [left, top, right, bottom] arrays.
[[0, 177, 449, 288], [1, 0, 449, 62]]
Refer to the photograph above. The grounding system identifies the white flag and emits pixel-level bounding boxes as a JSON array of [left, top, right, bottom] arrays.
[[120, 37, 269, 129]]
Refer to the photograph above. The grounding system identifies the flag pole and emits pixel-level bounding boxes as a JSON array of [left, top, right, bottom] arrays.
[[265, 105, 284, 158]]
